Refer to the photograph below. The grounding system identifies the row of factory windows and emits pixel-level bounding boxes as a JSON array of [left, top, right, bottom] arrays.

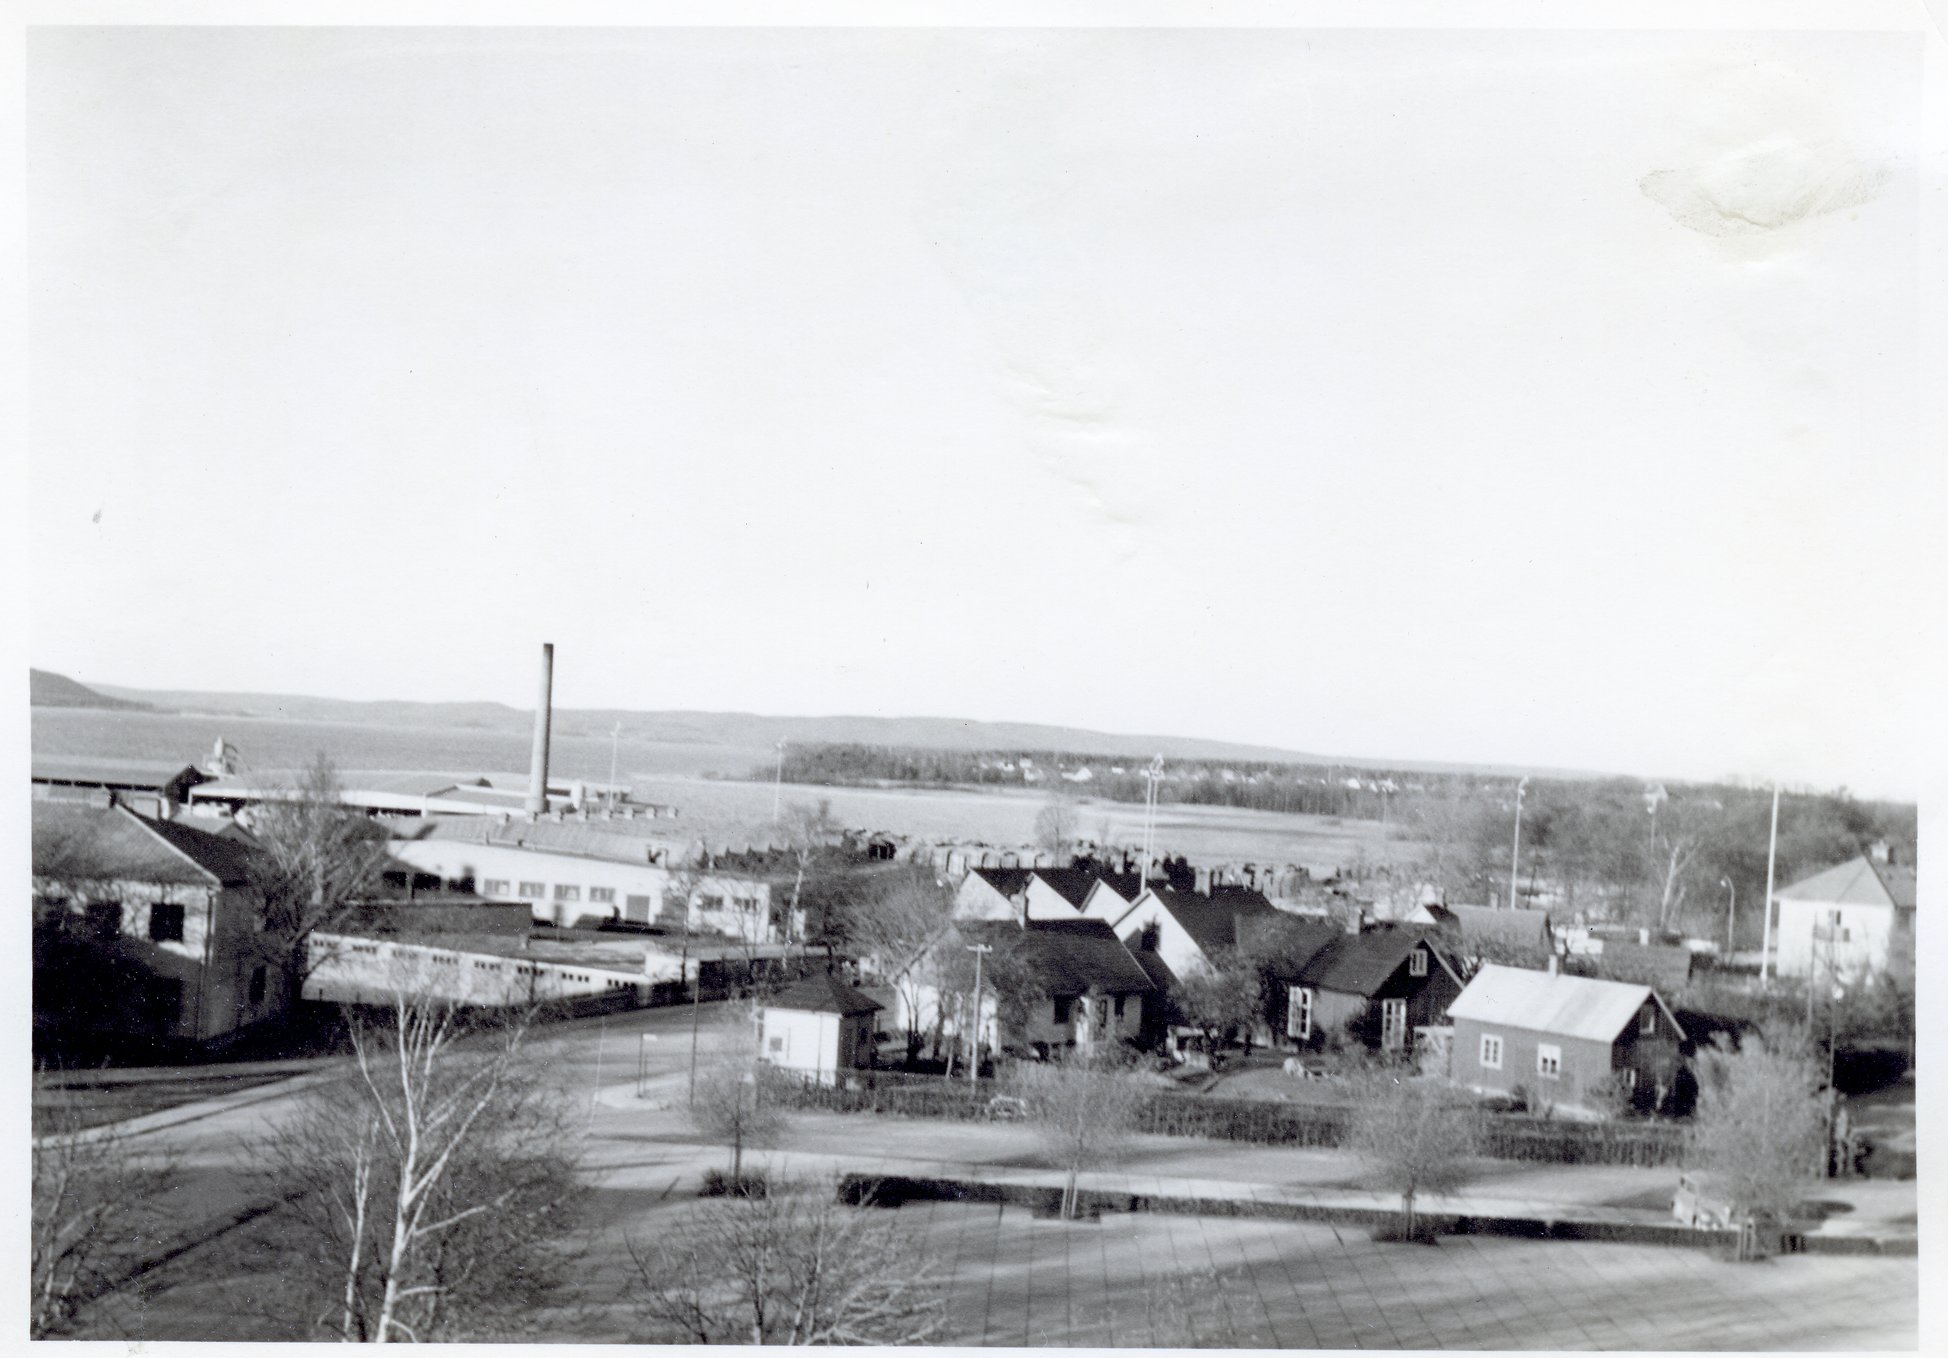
[[477, 879, 760, 916]]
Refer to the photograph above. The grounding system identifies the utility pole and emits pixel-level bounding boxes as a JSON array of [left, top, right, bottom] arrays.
[[966, 942, 992, 1088], [1140, 755, 1165, 885], [608, 721, 623, 810], [1761, 784, 1780, 989], [772, 738, 788, 824], [1508, 776, 1529, 911], [1721, 876, 1736, 955]]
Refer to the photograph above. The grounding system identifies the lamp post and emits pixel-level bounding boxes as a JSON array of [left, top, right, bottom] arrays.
[[1140, 755, 1165, 883], [965, 943, 992, 1088], [608, 721, 623, 810], [772, 738, 788, 824], [1761, 784, 1780, 989], [1720, 876, 1736, 955], [1508, 776, 1529, 911]]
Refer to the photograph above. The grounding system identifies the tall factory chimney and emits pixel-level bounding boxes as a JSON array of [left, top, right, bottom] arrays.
[[525, 643, 554, 817]]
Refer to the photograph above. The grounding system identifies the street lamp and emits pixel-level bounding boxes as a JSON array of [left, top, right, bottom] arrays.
[[965, 943, 993, 1088], [1508, 776, 1529, 911], [772, 738, 788, 824], [608, 721, 623, 810]]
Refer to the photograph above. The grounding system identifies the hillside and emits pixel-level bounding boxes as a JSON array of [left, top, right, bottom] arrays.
[[29, 669, 150, 711], [64, 675, 1597, 779]]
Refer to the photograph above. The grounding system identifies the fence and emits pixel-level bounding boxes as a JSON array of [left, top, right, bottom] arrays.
[[769, 1072, 1689, 1168]]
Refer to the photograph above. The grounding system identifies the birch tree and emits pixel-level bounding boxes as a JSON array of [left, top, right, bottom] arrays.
[[1688, 1028, 1830, 1255], [258, 960, 582, 1341]]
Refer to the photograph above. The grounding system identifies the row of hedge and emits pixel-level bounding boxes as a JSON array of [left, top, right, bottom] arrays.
[[772, 1077, 1689, 1168]]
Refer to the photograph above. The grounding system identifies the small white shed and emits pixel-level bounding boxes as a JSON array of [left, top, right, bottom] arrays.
[[760, 974, 883, 1084]]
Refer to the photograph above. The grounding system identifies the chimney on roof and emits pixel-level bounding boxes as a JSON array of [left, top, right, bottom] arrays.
[[1870, 839, 1892, 864], [524, 643, 554, 818]]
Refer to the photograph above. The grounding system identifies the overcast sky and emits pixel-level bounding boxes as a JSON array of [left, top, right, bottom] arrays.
[[26, 23, 1932, 798]]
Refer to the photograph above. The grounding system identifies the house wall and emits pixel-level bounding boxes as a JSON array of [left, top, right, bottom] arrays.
[[1273, 950, 1463, 1053], [1451, 1016, 1616, 1103], [1774, 897, 1898, 982], [1023, 878, 1086, 921], [762, 1008, 866, 1080], [951, 876, 1019, 921], [34, 875, 288, 1046], [900, 980, 1145, 1055], [387, 839, 779, 940], [1104, 895, 1208, 980]]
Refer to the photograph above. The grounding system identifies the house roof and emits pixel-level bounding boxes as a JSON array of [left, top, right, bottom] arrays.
[[1248, 920, 1345, 983], [1029, 868, 1114, 908], [1146, 887, 1281, 955], [968, 868, 1035, 899], [769, 973, 883, 1016], [1592, 940, 1695, 992], [32, 758, 207, 791], [32, 802, 257, 887], [1777, 856, 1917, 910], [391, 815, 692, 868], [963, 918, 1155, 997], [1293, 926, 1460, 998], [1447, 964, 1684, 1044], [1448, 904, 1553, 950]]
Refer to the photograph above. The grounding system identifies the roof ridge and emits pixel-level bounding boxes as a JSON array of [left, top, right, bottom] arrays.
[[124, 807, 228, 884]]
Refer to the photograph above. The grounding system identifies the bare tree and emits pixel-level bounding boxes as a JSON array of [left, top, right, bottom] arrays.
[[1008, 1047, 1154, 1220], [625, 1177, 944, 1344], [1033, 791, 1080, 862], [1688, 1028, 1830, 1256], [1342, 1075, 1481, 1241], [1169, 947, 1264, 1060], [846, 869, 957, 1067], [245, 752, 392, 993], [776, 799, 839, 945], [256, 958, 583, 1341], [30, 1101, 177, 1338], [687, 1015, 790, 1184]]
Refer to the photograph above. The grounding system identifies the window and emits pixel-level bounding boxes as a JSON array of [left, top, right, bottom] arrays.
[[589, 887, 615, 904], [1621, 1067, 1638, 1091], [1288, 986, 1315, 1041], [1480, 1033, 1504, 1070], [1408, 948, 1428, 977], [1639, 1007, 1656, 1037], [1114, 995, 1126, 1019], [1380, 998, 1408, 1051], [248, 965, 268, 1007], [84, 901, 122, 941], [699, 894, 726, 914], [1537, 1043, 1562, 1080], [518, 881, 544, 899], [769, 1035, 785, 1054], [148, 903, 186, 943], [553, 884, 581, 902], [1053, 997, 1072, 1023], [1095, 996, 1109, 1029], [482, 879, 510, 897]]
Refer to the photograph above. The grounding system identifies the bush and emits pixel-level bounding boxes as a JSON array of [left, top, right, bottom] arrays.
[[700, 1168, 769, 1199]]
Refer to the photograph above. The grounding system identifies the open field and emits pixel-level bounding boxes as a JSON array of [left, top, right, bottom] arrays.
[[34, 708, 1421, 870]]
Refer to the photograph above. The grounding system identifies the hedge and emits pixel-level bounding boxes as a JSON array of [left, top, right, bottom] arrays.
[[771, 1075, 1688, 1167]]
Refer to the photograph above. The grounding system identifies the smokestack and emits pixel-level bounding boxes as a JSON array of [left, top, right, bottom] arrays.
[[525, 643, 554, 817]]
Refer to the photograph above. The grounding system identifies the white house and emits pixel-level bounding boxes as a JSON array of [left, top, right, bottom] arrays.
[[384, 818, 789, 940], [760, 974, 882, 1083], [1773, 844, 1916, 983]]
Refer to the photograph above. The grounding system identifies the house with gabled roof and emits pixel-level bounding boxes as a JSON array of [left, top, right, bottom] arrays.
[[952, 867, 1036, 921], [1447, 963, 1686, 1112], [1264, 923, 1466, 1054], [1095, 885, 1283, 983], [32, 801, 288, 1050], [1773, 844, 1917, 983]]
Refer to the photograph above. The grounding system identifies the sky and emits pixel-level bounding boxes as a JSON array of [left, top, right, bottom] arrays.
[[24, 21, 1939, 799]]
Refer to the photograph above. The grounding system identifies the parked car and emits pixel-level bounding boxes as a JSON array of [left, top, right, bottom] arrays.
[[984, 1094, 1029, 1122]]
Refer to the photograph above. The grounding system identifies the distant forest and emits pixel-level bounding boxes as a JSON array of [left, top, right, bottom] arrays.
[[766, 742, 1916, 945]]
